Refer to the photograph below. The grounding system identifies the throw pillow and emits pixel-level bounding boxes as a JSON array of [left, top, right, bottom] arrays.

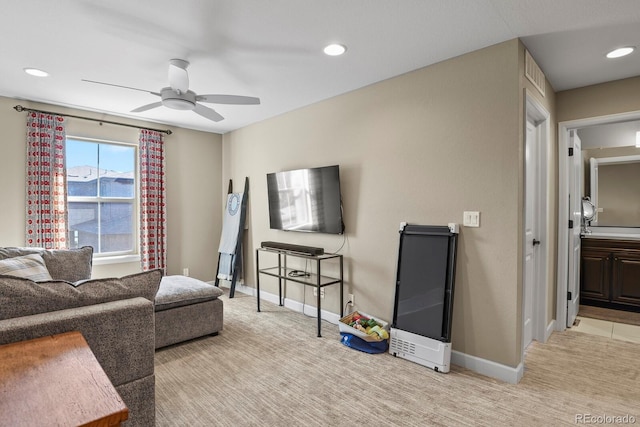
[[0, 254, 53, 282], [0, 246, 93, 282], [0, 269, 163, 321], [0, 247, 43, 260], [42, 246, 93, 282]]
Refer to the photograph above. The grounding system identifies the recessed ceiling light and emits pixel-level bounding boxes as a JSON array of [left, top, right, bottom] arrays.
[[23, 68, 49, 77], [606, 47, 635, 59], [324, 44, 347, 56]]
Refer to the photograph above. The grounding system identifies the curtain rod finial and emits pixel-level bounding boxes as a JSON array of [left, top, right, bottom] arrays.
[[14, 105, 25, 112]]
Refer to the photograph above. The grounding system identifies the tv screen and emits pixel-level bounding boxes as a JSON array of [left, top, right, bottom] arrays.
[[267, 165, 344, 234]]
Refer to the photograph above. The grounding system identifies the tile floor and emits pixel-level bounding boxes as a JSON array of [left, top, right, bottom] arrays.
[[573, 316, 640, 344]]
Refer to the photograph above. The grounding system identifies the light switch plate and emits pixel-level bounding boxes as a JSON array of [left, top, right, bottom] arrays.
[[463, 211, 480, 227]]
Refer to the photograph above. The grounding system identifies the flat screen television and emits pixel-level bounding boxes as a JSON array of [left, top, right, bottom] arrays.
[[267, 165, 344, 234]]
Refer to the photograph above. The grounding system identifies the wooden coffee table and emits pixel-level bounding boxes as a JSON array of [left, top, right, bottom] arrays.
[[0, 331, 128, 427]]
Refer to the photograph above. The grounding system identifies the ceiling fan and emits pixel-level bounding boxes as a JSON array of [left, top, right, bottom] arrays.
[[82, 59, 260, 122]]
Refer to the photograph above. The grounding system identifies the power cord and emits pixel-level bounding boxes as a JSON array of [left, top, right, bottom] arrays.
[[288, 270, 310, 277], [327, 232, 348, 255], [343, 300, 353, 314]]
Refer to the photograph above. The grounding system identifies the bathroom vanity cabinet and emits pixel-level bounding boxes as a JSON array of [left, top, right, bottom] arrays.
[[580, 238, 640, 311]]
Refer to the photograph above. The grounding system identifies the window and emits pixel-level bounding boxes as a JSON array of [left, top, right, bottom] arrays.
[[66, 138, 137, 256]]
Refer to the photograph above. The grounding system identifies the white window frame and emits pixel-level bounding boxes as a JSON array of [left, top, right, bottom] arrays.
[[66, 136, 139, 261]]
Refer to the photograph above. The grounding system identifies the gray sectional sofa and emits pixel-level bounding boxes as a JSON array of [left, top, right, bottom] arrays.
[[0, 246, 224, 426]]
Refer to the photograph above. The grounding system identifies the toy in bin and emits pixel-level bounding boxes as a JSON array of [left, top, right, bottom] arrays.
[[339, 311, 389, 353]]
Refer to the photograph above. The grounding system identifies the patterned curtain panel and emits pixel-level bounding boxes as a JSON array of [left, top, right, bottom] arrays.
[[139, 129, 167, 271], [25, 112, 68, 249]]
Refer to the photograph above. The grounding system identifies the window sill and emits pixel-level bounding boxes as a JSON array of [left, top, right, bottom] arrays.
[[92, 254, 141, 266]]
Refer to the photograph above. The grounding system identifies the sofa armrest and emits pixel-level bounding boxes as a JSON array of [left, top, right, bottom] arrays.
[[0, 297, 154, 388]]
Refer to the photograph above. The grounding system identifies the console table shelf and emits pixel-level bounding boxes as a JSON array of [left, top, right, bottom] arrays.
[[256, 248, 344, 337]]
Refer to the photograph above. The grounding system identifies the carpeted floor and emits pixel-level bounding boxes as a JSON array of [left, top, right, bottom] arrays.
[[579, 304, 640, 327], [154, 290, 640, 426]]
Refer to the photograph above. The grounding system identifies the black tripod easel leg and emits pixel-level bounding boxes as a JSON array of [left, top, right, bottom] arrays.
[[213, 253, 222, 287]]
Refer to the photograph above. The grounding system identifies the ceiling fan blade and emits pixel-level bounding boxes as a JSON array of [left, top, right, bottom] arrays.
[[196, 94, 260, 105], [82, 79, 160, 96], [194, 103, 224, 122], [131, 101, 164, 113], [168, 59, 189, 93]]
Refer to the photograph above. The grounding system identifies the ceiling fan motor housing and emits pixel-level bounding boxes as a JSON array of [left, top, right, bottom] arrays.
[[161, 87, 196, 110]]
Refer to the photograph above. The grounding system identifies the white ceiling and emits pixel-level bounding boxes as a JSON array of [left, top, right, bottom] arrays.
[[2, 0, 640, 134]]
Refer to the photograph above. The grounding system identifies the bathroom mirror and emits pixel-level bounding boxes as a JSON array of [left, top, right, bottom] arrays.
[[590, 155, 640, 227]]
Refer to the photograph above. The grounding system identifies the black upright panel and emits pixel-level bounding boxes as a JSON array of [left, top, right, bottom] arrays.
[[392, 225, 458, 343]]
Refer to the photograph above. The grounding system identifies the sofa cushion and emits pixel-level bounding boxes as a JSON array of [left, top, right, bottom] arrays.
[[0, 269, 162, 321], [0, 254, 53, 282], [0, 246, 93, 282], [42, 246, 93, 282], [155, 275, 223, 312]]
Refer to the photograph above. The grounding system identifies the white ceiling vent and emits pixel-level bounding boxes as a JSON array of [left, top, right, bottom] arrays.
[[525, 50, 546, 97]]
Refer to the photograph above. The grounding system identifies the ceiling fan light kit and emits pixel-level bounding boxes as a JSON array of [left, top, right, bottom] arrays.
[[161, 88, 196, 110], [83, 59, 260, 123]]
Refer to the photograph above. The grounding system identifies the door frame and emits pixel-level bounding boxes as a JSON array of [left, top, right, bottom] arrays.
[[556, 109, 640, 331], [524, 91, 550, 346]]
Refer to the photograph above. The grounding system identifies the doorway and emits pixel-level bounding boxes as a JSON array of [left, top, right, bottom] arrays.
[[557, 110, 640, 331], [523, 91, 551, 350]]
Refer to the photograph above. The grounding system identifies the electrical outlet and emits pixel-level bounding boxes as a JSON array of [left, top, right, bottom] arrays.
[[348, 293, 355, 306], [182, 267, 189, 277], [313, 288, 325, 298]]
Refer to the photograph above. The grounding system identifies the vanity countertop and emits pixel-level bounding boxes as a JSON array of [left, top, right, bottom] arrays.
[[582, 227, 640, 241]]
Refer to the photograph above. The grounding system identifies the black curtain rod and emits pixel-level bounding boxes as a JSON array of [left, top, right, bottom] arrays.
[[13, 105, 172, 135]]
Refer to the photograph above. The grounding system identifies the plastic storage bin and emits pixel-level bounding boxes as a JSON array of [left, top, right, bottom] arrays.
[[338, 311, 389, 342]]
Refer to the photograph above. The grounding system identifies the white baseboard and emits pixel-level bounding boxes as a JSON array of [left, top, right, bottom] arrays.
[[217, 282, 341, 325], [220, 281, 524, 384], [281, 297, 341, 325], [451, 350, 524, 384], [545, 319, 556, 342], [213, 280, 253, 295]]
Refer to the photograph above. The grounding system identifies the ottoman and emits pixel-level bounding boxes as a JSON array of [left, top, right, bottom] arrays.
[[154, 275, 224, 349]]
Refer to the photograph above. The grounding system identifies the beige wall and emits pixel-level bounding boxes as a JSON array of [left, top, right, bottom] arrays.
[[223, 39, 525, 367], [557, 76, 640, 122], [0, 96, 222, 281]]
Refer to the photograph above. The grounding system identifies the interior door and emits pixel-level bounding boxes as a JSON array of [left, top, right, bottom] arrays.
[[567, 130, 582, 327], [523, 120, 538, 349]]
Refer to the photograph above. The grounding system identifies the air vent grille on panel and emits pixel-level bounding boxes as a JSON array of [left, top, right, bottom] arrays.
[[390, 337, 416, 355], [525, 50, 546, 97]]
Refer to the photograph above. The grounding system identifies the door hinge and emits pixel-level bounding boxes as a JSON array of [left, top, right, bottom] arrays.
[[568, 147, 574, 156], [569, 220, 574, 229], [567, 291, 572, 300]]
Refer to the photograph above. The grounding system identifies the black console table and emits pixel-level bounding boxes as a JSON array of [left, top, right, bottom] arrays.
[[255, 247, 344, 337]]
